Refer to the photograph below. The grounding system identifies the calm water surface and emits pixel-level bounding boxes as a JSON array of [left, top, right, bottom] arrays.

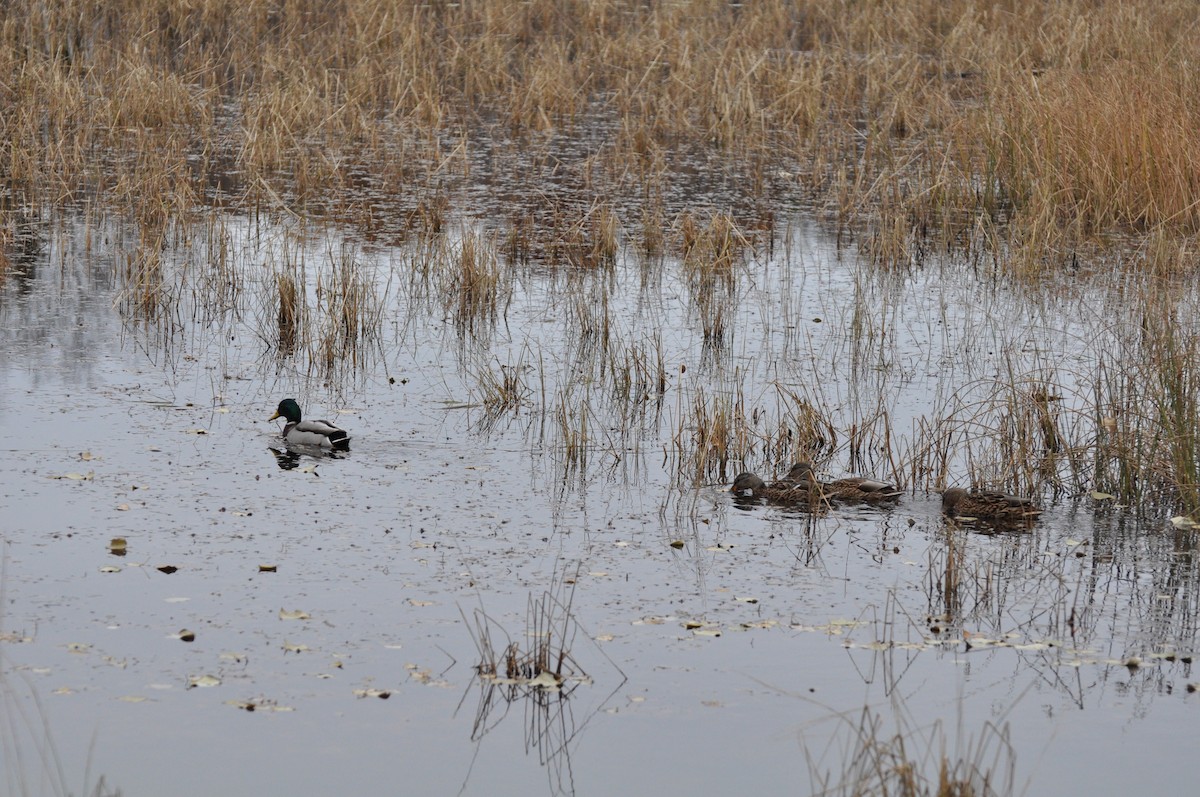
[[0, 212, 1196, 796]]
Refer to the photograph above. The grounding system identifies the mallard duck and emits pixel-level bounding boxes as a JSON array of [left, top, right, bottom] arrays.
[[269, 398, 350, 451], [941, 487, 1041, 522], [782, 462, 903, 502], [730, 472, 815, 504]]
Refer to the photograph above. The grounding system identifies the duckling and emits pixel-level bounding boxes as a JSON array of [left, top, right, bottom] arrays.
[[269, 398, 350, 451], [782, 462, 903, 503], [941, 487, 1041, 522]]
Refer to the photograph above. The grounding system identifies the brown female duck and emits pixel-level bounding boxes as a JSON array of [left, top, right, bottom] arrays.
[[730, 472, 813, 504], [941, 487, 1042, 522], [781, 462, 903, 503]]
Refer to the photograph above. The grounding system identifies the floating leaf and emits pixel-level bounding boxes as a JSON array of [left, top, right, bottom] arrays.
[[829, 619, 865, 629], [226, 699, 294, 712], [528, 671, 563, 689], [118, 695, 149, 703], [353, 688, 392, 699], [156, 565, 178, 574], [188, 674, 221, 688], [683, 619, 704, 629], [669, 540, 685, 549], [595, 634, 615, 642], [184, 428, 208, 435], [99, 566, 121, 574], [282, 641, 310, 653], [1090, 491, 1115, 500], [279, 609, 311, 621], [1170, 516, 1200, 530], [219, 652, 247, 663], [735, 596, 758, 604], [173, 630, 195, 642], [408, 599, 434, 607], [109, 537, 127, 554], [692, 627, 722, 637], [54, 471, 94, 481], [66, 643, 90, 654], [116, 503, 130, 511], [79, 451, 97, 461], [258, 564, 277, 573]]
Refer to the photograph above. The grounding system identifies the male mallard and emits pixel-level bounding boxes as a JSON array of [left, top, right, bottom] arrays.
[[269, 398, 350, 451], [941, 487, 1041, 522], [782, 462, 903, 503]]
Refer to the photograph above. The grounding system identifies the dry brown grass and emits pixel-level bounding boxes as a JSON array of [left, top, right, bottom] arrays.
[[5, 0, 1200, 270]]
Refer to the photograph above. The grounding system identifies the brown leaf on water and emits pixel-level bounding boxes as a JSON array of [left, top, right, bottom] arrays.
[[109, 537, 128, 555], [279, 609, 311, 621], [259, 564, 277, 572], [157, 565, 178, 574]]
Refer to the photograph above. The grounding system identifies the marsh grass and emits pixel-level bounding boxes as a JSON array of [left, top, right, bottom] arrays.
[[10, 1, 1200, 508], [463, 568, 588, 690], [805, 705, 1017, 797], [14, 0, 1200, 274], [313, 243, 383, 375], [275, 271, 300, 355], [442, 230, 510, 338]]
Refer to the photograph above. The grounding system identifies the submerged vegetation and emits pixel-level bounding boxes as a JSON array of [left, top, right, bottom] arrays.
[[3, 0, 1200, 508]]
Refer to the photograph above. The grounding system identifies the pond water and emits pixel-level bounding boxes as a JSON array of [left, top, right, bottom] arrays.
[[1, 209, 1197, 796]]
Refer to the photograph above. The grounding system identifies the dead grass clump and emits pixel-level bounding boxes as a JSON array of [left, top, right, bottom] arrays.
[[472, 356, 533, 431], [463, 567, 589, 691], [275, 271, 300, 355], [673, 380, 758, 483], [675, 212, 750, 345], [805, 705, 1017, 797], [313, 244, 383, 376], [1092, 280, 1200, 511], [441, 230, 509, 336]]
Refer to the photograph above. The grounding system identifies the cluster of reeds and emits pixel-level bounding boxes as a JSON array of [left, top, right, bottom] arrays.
[[805, 705, 1017, 797], [676, 212, 750, 345], [462, 569, 588, 691]]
